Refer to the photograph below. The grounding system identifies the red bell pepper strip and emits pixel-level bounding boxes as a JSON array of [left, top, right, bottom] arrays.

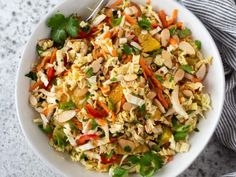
[[101, 154, 121, 164], [47, 67, 55, 82], [77, 27, 97, 39], [85, 104, 108, 118], [76, 134, 99, 145]]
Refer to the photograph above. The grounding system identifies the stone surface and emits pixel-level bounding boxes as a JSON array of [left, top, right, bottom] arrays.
[[0, 0, 235, 177]]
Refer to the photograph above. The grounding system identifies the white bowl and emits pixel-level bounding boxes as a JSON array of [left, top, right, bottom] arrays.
[[16, 0, 225, 176]]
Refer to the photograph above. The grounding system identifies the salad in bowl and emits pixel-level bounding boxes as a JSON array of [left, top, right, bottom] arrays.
[[25, 0, 213, 176]]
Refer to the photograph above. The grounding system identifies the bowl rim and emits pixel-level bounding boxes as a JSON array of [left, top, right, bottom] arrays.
[[15, 0, 225, 177]]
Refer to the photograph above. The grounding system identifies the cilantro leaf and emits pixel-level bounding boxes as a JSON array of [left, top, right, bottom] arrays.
[[112, 17, 122, 27], [66, 16, 80, 37], [38, 124, 53, 134], [112, 167, 128, 177], [123, 44, 133, 55], [59, 100, 76, 110], [90, 119, 98, 130], [47, 14, 66, 29], [124, 145, 132, 152], [180, 65, 193, 74], [169, 27, 176, 36], [110, 77, 118, 82], [195, 40, 202, 50], [51, 28, 68, 44], [25, 71, 37, 81], [85, 67, 94, 77], [36, 45, 45, 56], [138, 16, 151, 30], [108, 99, 115, 111], [177, 28, 191, 38], [128, 155, 140, 164], [172, 118, 190, 141], [156, 75, 164, 83], [140, 104, 146, 117]]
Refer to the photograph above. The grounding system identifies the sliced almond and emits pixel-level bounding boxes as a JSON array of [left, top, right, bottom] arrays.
[[74, 87, 88, 97], [147, 91, 157, 100], [122, 102, 136, 111], [161, 28, 170, 47], [154, 99, 166, 113], [183, 90, 193, 97], [118, 139, 136, 151], [162, 50, 173, 69], [91, 57, 103, 73], [124, 74, 137, 82], [29, 95, 38, 106], [179, 41, 195, 55], [196, 64, 207, 80], [57, 110, 76, 123], [174, 69, 185, 83]]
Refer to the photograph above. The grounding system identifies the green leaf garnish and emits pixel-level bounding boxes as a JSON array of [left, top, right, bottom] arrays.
[[59, 100, 76, 110], [169, 27, 176, 36], [47, 14, 66, 29], [36, 45, 45, 56], [140, 104, 146, 117], [90, 119, 98, 130], [156, 75, 164, 83], [123, 44, 133, 55], [38, 124, 53, 134], [177, 28, 191, 38], [138, 16, 152, 30], [172, 118, 190, 141], [180, 65, 194, 74], [51, 28, 68, 44], [53, 126, 67, 149], [25, 71, 37, 81], [112, 17, 122, 27], [108, 99, 115, 111], [128, 155, 140, 164], [112, 167, 129, 177], [110, 77, 118, 82], [66, 16, 80, 37], [195, 40, 202, 50], [124, 145, 132, 152], [85, 67, 94, 77]]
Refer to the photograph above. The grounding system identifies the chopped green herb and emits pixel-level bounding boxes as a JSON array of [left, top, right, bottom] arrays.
[[124, 146, 132, 152], [82, 25, 91, 33], [128, 155, 140, 164], [110, 77, 118, 82], [140, 104, 146, 117], [174, 132, 188, 141], [156, 75, 164, 83], [90, 119, 98, 130], [177, 28, 191, 38], [65, 16, 80, 37], [106, 150, 114, 159], [194, 128, 200, 132], [172, 118, 190, 141], [132, 46, 140, 54], [51, 28, 68, 44], [180, 65, 194, 74], [80, 153, 88, 161], [111, 17, 122, 27], [38, 124, 53, 134], [169, 75, 174, 82], [123, 44, 133, 55], [85, 67, 94, 77], [148, 48, 162, 57], [195, 40, 202, 50], [59, 100, 76, 110], [53, 126, 67, 148], [108, 99, 115, 111], [138, 16, 152, 30], [112, 167, 129, 177], [169, 27, 176, 36], [36, 45, 45, 56], [25, 71, 37, 81]]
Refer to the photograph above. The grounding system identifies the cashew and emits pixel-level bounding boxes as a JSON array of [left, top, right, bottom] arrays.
[[196, 64, 207, 80], [174, 69, 185, 83], [29, 95, 38, 106], [183, 90, 193, 97], [57, 110, 76, 123], [118, 139, 136, 151], [124, 74, 137, 82], [147, 91, 157, 100], [122, 102, 136, 111], [161, 28, 170, 47], [91, 57, 103, 73], [73, 87, 88, 97], [179, 41, 195, 55], [162, 50, 173, 69]]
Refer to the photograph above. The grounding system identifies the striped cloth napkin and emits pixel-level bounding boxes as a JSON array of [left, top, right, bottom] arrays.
[[182, 0, 236, 176]]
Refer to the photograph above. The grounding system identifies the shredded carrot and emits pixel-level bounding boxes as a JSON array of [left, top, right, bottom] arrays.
[[158, 10, 168, 28], [36, 56, 50, 71], [29, 80, 43, 91], [50, 48, 57, 64], [169, 38, 178, 45], [156, 88, 169, 109], [191, 77, 202, 83], [167, 9, 178, 26], [111, 112, 116, 124], [43, 105, 56, 117], [71, 118, 83, 129], [110, 0, 123, 8], [123, 13, 137, 25], [139, 57, 153, 77], [167, 155, 174, 162], [121, 95, 126, 106], [97, 119, 107, 126], [98, 101, 110, 114], [123, 55, 132, 64], [103, 31, 111, 39], [112, 48, 118, 57]]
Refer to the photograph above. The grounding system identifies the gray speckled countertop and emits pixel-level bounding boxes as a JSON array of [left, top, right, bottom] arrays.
[[0, 0, 236, 177]]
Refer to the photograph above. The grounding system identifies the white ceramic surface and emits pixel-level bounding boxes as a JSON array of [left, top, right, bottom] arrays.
[[16, 0, 225, 177]]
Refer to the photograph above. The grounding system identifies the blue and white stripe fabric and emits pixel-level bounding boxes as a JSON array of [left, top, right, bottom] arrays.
[[182, 0, 236, 176]]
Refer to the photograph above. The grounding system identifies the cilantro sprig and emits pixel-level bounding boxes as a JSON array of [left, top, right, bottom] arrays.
[[47, 14, 80, 44]]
